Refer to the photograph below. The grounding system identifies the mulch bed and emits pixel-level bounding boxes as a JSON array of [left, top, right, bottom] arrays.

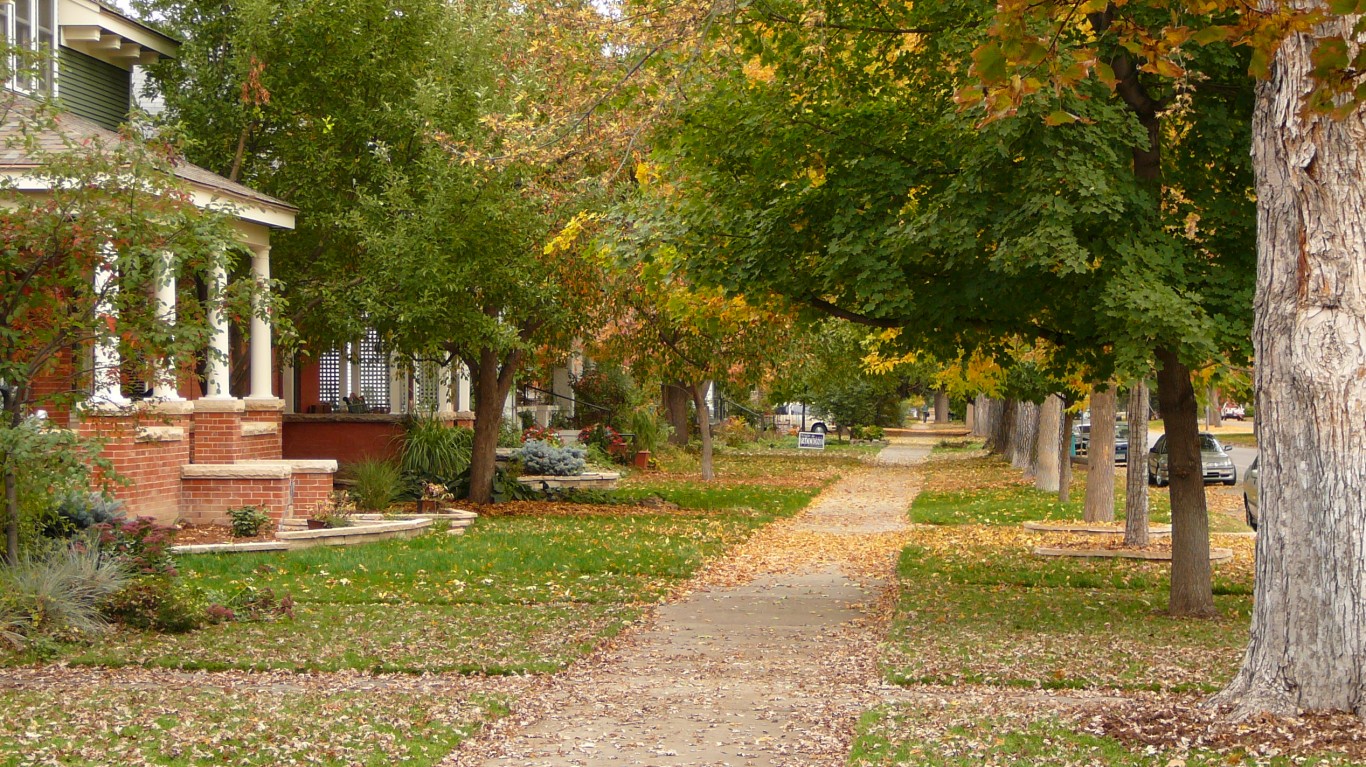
[[1087, 696, 1366, 761], [174, 525, 277, 546]]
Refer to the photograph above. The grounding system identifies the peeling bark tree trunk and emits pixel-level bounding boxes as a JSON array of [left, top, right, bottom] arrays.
[[1059, 408, 1074, 504], [662, 383, 690, 446], [1012, 401, 1039, 474], [1216, 13, 1366, 715], [1125, 380, 1151, 548], [1156, 347, 1215, 618], [1035, 394, 1063, 493], [690, 381, 715, 481], [935, 390, 950, 423], [465, 347, 523, 505], [1083, 387, 1117, 523]]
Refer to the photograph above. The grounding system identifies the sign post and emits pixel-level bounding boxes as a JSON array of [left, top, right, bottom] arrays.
[[797, 431, 826, 450]]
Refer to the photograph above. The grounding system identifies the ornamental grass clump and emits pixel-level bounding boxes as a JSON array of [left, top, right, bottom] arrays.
[[0, 542, 129, 646], [514, 440, 586, 476]]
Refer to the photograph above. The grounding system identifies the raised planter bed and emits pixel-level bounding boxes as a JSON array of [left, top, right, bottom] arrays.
[[1023, 521, 1172, 536], [516, 471, 621, 491]]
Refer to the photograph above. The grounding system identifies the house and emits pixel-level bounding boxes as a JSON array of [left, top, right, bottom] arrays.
[[9, 0, 336, 527]]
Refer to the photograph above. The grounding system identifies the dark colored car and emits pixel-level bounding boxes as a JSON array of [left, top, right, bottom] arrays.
[[1147, 433, 1236, 486], [1073, 422, 1129, 465]]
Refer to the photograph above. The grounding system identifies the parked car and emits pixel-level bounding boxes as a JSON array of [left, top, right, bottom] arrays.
[[1072, 422, 1129, 465], [1147, 432, 1236, 486], [1221, 402, 1246, 421], [1244, 457, 1260, 530]]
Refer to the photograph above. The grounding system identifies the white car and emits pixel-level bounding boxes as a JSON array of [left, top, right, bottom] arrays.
[[1147, 433, 1237, 486], [1221, 403, 1246, 420]]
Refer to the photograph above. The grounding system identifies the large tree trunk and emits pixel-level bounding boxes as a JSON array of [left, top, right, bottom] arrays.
[[465, 347, 522, 505], [1083, 386, 1117, 523], [1216, 15, 1366, 715], [972, 394, 991, 437], [934, 390, 950, 423], [1035, 394, 1062, 493], [662, 382, 690, 446], [1207, 384, 1223, 428], [690, 381, 714, 481], [986, 398, 1015, 455], [1156, 347, 1215, 618], [1125, 380, 1151, 547], [1059, 408, 1074, 503], [1011, 401, 1039, 474]]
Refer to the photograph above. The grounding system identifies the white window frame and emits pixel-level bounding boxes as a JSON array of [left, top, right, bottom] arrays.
[[1, 0, 57, 95]]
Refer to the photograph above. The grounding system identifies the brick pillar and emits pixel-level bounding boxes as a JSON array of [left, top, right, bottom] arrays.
[[242, 398, 285, 460], [191, 398, 245, 464]]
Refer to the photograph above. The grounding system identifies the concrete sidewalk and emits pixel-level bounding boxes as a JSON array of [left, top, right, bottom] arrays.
[[451, 442, 926, 767]]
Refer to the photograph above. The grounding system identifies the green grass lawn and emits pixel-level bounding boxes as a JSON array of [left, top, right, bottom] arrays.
[[863, 450, 1277, 766], [0, 448, 850, 766]]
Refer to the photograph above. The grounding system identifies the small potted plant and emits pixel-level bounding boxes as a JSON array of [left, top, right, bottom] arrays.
[[307, 492, 356, 529], [417, 482, 454, 514]]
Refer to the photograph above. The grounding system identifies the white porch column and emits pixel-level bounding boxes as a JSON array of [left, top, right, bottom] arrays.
[[92, 261, 128, 406], [388, 353, 408, 414], [336, 345, 350, 406], [152, 252, 183, 401], [282, 358, 296, 413], [204, 259, 232, 399], [437, 362, 453, 414], [456, 364, 471, 412], [247, 246, 273, 399], [349, 338, 363, 400]]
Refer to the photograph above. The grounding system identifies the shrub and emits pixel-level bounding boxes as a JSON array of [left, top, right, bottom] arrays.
[[579, 423, 629, 462], [514, 440, 586, 476], [97, 517, 177, 577], [630, 409, 672, 454], [42, 492, 124, 538], [400, 416, 473, 482], [522, 424, 562, 445], [570, 364, 640, 429], [103, 576, 211, 633], [862, 425, 885, 441], [0, 542, 129, 644], [347, 458, 403, 511], [498, 419, 523, 448], [714, 416, 758, 448], [226, 505, 272, 538]]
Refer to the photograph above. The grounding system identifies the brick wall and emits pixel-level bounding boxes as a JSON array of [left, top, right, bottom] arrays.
[[77, 402, 194, 525], [180, 476, 290, 526], [190, 400, 244, 463], [242, 400, 284, 460], [291, 471, 335, 520]]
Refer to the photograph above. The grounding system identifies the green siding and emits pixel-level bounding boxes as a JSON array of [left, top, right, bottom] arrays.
[[56, 47, 129, 131]]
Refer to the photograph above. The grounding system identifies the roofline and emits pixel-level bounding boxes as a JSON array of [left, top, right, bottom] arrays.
[[0, 167, 298, 230]]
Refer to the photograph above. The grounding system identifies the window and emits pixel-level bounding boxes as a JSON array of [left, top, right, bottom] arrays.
[[3, 0, 56, 94]]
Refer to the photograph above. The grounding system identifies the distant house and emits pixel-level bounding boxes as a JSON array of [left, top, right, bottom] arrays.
[[16, 0, 335, 527]]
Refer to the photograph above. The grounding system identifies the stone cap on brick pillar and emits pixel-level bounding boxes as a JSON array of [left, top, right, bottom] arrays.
[[181, 463, 292, 479], [244, 398, 286, 412], [242, 459, 339, 474], [193, 398, 246, 414], [78, 399, 196, 419]]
